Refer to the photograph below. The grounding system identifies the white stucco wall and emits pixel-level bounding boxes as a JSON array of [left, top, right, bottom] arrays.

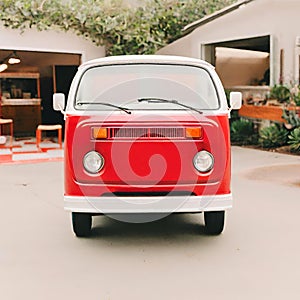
[[0, 25, 105, 62], [157, 35, 196, 58], [157, 0, 300, 85]]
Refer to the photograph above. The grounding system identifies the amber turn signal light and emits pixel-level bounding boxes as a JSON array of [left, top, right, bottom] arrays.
[[92, 127, 108, 139], [185, 127, 202, 138]]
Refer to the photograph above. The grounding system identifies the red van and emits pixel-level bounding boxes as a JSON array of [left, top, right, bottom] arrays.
[[53, 55, 242, 237]]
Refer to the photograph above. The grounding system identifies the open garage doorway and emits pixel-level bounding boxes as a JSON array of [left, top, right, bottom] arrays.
[[203, 35, 271, 87], [0, 50, 80, 136], [202, 35, 272, 103], [215, 47, 269, 87]]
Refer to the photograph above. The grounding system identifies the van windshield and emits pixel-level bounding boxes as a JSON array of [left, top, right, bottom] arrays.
[[75, 64, 219, 111]]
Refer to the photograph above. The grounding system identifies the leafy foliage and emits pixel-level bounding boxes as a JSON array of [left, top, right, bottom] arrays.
[[282, 110, 300, 130], [259, 124, 288, 148], [269, 85, 291, 103], [288, 127, 300, 152], [0, 0, 235, 55], [289, 84, 300, 106], [230, 119, 257, 145], [294, 95, 300, 106]]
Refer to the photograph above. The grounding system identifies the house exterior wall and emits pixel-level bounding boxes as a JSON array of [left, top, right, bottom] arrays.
[[0, 25, 105, 62], [157, 0, 300, 85]]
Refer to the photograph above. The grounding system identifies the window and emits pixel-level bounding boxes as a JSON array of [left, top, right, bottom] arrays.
[[75, 64, 219, 110]]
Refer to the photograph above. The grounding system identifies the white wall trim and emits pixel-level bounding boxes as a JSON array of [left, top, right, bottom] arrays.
[[193, 32, 272, 49], [0, 25, 105, 63]]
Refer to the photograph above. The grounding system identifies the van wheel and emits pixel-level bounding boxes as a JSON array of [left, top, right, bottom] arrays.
[[204, 211, 225, 235], [72, 213, 92, 237]]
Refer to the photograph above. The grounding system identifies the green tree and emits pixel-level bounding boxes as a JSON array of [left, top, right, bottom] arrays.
[[0, 0, 235, 55]]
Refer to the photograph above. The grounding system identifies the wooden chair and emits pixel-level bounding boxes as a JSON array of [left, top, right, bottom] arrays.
[[36, 124, 62, 149], [0, 118, 13, 148]]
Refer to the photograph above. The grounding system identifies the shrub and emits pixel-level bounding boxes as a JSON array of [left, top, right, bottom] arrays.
[[290, 85, 300, 106], [270, 85, 291, 103], [288, 127, 300, 152], [282, 110, 300, 129], [294, 96, 300, 106], [259, 124, 288, 148], [230, 119, 257, 145]]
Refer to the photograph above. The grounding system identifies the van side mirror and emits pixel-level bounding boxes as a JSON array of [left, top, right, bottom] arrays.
[[229, 92, 242, 110], [53, 93, 65, 113]]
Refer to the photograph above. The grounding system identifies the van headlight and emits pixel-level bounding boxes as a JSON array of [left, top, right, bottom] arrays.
[[83, 151, 104, 174], [193, 150, 214, 173]]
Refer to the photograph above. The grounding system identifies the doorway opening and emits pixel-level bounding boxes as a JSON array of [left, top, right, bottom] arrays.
[[0, 50, 80, 136], [202, 35, 271, 87]]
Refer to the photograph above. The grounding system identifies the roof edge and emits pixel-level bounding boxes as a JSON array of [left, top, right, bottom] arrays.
[[182, 0, 254, 35]]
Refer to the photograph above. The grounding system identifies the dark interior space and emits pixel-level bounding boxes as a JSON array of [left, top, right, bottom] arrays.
[[0, 50, 81, 137], [213, 35, 270, 53]]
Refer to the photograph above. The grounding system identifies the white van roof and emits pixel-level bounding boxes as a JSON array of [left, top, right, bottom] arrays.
[[80, 55, 213, 70]]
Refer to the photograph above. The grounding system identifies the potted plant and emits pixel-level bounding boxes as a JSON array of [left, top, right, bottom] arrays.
[[268, 85, 291, 106]]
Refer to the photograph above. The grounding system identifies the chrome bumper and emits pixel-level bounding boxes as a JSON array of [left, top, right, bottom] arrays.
[[64, 194, 232, 213]]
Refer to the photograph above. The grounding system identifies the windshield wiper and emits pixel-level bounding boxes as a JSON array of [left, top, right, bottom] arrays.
[[77, 102, 131, 114], [137, 98, 203, 114]]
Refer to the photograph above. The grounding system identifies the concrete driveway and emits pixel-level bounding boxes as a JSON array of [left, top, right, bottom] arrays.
[[0, 147, 300, 300]]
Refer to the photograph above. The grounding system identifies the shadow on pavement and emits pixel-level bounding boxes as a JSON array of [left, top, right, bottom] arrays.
[[88, 213, 213, 242]]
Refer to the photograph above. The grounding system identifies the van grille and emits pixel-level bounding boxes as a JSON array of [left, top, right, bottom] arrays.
[[111, 127, 185, 139]]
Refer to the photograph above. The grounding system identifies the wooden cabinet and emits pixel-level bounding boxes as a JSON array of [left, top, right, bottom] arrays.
[[0, 72, 42, 136], [0, 72, 40, 99], [2, 104, 41, 136]]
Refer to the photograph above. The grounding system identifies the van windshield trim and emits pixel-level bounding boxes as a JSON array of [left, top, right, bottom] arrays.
[[74, 63, 221, 111]]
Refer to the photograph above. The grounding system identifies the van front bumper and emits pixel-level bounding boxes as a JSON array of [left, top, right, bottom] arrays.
[[64, 194, 232, 213]]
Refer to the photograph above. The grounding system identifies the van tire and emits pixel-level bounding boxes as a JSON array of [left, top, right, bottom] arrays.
[[204, 211, 225, 235], [72, 213, 92, 237]]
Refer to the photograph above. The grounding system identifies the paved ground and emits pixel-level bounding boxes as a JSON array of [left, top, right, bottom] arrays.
[[0, 137, 63, 164], [0, 147, 300, 300]]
